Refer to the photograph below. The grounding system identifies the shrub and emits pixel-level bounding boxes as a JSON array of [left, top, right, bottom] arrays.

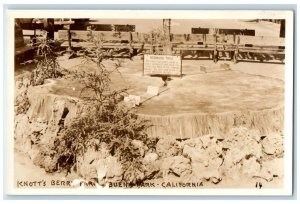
[[30, 38, 67, 86], [55, 35, 152, 184]]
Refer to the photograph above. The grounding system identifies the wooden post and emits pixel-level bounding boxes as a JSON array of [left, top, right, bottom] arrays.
[[66, 24, 72, 53], [163, 19, 172, 55], [150, 32, 154, 54], [233, 35, 240, 64], [280, 19, 285, 38], [46, 18, 55, 41], [213, 32, 218, 63]]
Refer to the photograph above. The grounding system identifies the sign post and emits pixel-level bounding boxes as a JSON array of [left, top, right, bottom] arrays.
[[143, 54, 182, 76]]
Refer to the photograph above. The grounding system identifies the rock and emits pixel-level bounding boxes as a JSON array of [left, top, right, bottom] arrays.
[[200, 134, 215, 149], [32, 147, 57, 173], [242, 156, 261, 177], [208, 156, 223, 168], [123, 165, 145, 184], [181, 136, 203, 148], [29, 121, 48, 135], [14, 114, 29, 139], [28, 144, 40, 160], [224, 147, 244, 167], [156, 138, 182, 158], [95, 156, 123, 183], [78, 159, 98, 180], [105, 156, 123, 180], [88, 147, 109, 161], [183, 145, 207, 164], [143, 160, 161, 180], [261, 158, 284, 178], [131, 139, 148, 157], [223, 127, 263, 165], [77, 148, 112, 181], [192, 164, 222, 184], [131, 139, 143, 149], [235, 134, 262, 159], [262, 132, 284, 156], [220, 162, 243, 181], [143, 152, 159, 163], [249, 129, 261, 142], [14, 114, 31, 152], [23, 137, 32, 156], [213, 141, 223, 156], [42, 155, 58, 173], [161, 156, 192, 177], [256, 167, 273, 182], [15, 76, 31, 97]]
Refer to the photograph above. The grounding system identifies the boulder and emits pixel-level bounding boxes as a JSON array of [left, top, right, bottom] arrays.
[[32, 147, 57, 173], [208, 156, 223, 168], [240, 136, 262, 159], [14, 114, 29, 138], [14, 114, 31, 152], [224, 147, 244, 167], [192, 163, 222, 184], [262, 132, 284, 156], [105, 156, 123, 180], [143, 160, 161, 180], [78, 160, 98, 180], [131, 139, 148, 157], [220, 162, 243, 181], [180, 136, 203, 148], [161, 156, 192, 177], [156, 138, 182, 158], [200, 134, 215, 149], [261, 158, 284, 178], [242, 156, 261, 177], [255, 167, 273, 182], [143, 152, 159, 163], [123, 165, 145, 184], [77, 148, 111, 181], [223, 127, 263, 164], [182, 145, 207, 164], [96, 156, 123, 183]]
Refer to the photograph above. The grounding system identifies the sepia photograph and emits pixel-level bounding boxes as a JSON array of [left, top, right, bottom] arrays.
[[6, 10, 294, 195]]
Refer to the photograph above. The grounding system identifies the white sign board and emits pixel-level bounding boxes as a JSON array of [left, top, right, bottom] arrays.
[[124, 95, 141, 108], [147, 86, 159, 96], [143, 54, 182, 76]]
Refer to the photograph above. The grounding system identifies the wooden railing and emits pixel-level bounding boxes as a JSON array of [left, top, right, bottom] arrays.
[[57, 30, 285, 63]]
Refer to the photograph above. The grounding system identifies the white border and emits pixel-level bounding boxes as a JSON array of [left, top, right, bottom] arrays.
[[5, 10, 294, 196]]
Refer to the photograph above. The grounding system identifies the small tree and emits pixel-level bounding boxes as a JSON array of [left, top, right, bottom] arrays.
[[30, 37, 67, 86], [55, 33, 152, 184]]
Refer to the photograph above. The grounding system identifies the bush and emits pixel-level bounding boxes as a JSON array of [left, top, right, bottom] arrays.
[[54, 35, 152, 184], [30, 38, 67, 86], [56, 102, 150, 176]]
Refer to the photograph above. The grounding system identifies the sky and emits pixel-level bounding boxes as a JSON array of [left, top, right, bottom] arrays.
[[89, 19, 281, 36]]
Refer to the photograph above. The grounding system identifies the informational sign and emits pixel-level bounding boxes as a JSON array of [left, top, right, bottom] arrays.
[[146, 86, 159, 96], [124, 95, 141, 108], [143, 54, 182, 76]]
